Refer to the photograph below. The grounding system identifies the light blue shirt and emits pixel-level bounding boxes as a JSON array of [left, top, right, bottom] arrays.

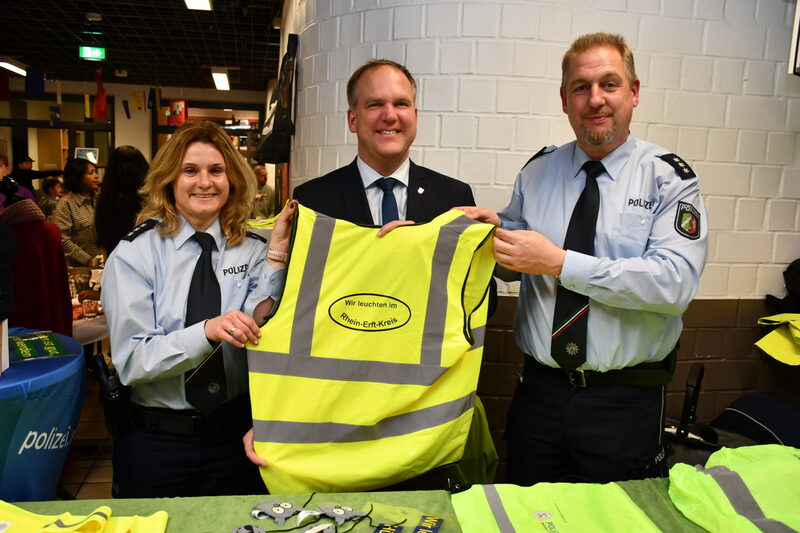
[[102, 216, 283, 409], [499, 136, 708, 371], [357, 156, 410, 224]]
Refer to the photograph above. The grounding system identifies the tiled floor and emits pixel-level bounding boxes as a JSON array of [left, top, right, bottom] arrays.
[[57, 438, 114, 500], [56, 368, 115, 500]]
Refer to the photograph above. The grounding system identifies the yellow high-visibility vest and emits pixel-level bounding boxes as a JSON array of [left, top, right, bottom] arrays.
[[248, 205, 496, 493], [0, 500, 168, 533], [669, 445, 800, 532], [452, 483, 662, 533]]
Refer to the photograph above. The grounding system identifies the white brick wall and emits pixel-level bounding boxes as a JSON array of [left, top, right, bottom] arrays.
[[286, 0, 800, 299]]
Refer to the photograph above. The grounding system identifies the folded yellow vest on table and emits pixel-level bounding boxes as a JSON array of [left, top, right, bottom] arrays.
[[0, 500, 168, 533]]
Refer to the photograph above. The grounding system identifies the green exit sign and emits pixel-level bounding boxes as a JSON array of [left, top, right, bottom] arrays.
[[79, 46, 106, 61]]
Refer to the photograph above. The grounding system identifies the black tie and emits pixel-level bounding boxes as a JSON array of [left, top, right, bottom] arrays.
[[551, 160, 605, 372], [375, 177, 399, 224], [184, 231, 227, 414]]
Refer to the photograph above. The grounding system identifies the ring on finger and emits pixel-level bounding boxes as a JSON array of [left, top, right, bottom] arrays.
[[229, 327, 237, 334]]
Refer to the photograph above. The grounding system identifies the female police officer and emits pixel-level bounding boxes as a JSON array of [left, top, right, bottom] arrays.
[[102, 120, 294, 497]]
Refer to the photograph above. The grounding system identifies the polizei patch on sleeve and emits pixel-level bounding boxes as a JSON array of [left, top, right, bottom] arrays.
[[675, 201, 701, 240]]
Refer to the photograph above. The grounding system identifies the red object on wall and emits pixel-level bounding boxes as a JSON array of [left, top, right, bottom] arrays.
[[168, 100, 186, 125], [93, 69, 108, 119]]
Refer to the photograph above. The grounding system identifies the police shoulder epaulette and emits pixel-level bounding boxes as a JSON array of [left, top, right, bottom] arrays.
[[246, 231, 267, 243], [123, 219, 158, 242], [658, 153, 696, 180], [521, 145, 556, 170]]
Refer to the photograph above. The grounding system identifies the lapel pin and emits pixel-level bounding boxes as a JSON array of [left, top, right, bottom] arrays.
[[417, 187, 424, 194]]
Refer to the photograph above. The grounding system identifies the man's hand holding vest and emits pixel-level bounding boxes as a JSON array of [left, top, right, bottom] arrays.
[[493, 228, 566, 277]]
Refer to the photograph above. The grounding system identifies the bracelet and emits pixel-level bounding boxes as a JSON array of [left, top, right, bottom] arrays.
[[267, 248, 288, 262]]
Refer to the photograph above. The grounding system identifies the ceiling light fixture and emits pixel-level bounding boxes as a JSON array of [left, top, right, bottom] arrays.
[[185, 0, 212, 10], [0, 56, 27, 76], [211, 67, 230, 90]]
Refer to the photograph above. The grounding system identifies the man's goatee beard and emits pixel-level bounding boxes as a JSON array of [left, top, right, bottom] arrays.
[[583, 125, 616, 146]]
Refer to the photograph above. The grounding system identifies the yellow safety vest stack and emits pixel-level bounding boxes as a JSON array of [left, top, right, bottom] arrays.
[[0, 500, 168, 533], [248, 205, 496, 493]]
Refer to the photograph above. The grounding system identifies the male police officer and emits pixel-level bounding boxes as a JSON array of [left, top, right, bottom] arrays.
[[460, 33, 707, 484]]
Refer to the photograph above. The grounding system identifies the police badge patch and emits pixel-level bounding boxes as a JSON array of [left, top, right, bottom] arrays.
[[675, 202, 700, 240]]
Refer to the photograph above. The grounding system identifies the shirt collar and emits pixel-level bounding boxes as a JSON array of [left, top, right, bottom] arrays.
[[175, 215, 223, 251], [570, 135, 636, 182], [356, 156, 410, 189], [67, 191, 94, 205]]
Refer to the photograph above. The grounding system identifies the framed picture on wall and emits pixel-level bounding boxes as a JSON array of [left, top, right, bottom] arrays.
[[74, 147, 99, 164]]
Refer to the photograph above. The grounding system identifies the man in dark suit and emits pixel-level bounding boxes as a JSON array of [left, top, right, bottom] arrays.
[[293, 59, 475, 225], [291, 60, 497, 490]]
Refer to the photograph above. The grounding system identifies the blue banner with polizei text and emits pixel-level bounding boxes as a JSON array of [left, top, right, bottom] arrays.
[[0, 329, 85, 501]]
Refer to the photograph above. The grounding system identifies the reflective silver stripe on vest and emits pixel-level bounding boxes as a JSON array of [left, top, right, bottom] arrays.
[[254, 391, 476, 444], [45, 511, 110, 528], [698, 465, 796, 533], [249, 351, 447, 385], [470, 325, 486, 349], [482, 484, 517, 533], [420, 216, 479, 366], [290, 213, 336, 355]]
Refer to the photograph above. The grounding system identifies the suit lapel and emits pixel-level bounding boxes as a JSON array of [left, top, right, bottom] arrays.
[[339, 159, 374, 224], [406, 160, 429, 222]]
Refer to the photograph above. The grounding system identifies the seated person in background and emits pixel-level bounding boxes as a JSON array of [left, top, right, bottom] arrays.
[[0, 153, 36, 212], [95, 145, 149, 255], [249, 164, 274, 219], [102, 120, 295, 498], [0, 175, 72, 336], [38, 176, 63, 220], [53, 158, 103, 266]]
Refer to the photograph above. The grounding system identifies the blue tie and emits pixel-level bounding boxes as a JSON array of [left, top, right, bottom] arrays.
[[375, 177, 399, 224]]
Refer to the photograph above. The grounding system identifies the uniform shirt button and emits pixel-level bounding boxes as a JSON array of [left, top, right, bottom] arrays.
[[236, 282, 242, 288], [640, 219, 646, 225]]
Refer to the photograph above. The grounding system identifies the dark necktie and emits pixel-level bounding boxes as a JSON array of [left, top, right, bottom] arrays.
[[551, 160, 606, 372], [375, 177, 399, 224], [184, 231, 227, 414]]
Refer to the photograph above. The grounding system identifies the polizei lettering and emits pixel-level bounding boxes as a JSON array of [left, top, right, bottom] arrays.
[[627, 197, 655, 210], [18, 425, 75, 455], [223, 264, 248, 276]]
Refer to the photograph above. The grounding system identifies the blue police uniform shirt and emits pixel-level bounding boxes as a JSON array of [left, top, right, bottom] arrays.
[[101, 215, 284, 409], [499, 135, 708, 372]]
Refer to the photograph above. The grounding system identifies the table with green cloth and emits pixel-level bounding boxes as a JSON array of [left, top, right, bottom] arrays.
[[15, 490, 461, 532], [12, 478, 714, 532]]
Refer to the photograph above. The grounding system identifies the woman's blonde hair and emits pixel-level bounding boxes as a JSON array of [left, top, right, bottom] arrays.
[[137, 120, 255, 246]]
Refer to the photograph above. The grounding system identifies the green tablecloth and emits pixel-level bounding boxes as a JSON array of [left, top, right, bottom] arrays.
[[16, 490, 461, 533], [14, 478, 711, 532]]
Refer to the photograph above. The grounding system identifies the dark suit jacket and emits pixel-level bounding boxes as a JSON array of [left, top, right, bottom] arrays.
[[292, 158, 475, 224], [293, 158, 496, 316]]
